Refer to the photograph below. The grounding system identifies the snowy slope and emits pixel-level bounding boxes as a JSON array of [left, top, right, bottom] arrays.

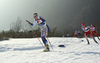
[[0, 37, 100, 63]]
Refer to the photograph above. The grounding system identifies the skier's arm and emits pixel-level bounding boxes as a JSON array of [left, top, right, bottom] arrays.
[[81, 27, 84, 33], [26, 20, 31, 25], [29, 20, 37, 26], [26, 20, 37, 26]]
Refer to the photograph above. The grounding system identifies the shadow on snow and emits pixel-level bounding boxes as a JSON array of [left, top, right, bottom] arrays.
[[72, 52, 100, 55], [13, 46, 43, 51], [0, 46, 43, 52], [82, 52, 100, 55]]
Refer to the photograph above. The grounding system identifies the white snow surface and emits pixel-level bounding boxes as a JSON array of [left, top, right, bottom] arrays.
[[0, 37, 100, 63]]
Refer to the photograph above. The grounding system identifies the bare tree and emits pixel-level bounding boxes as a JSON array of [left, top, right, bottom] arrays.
[[10, 17, 22, 32]]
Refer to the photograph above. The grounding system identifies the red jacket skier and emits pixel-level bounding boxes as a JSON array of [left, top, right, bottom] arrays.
[[90, 24, 100, 40], [74, 31, 78, 37], [81, 23, 99, 44]]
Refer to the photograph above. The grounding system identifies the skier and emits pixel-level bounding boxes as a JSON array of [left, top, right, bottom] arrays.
[[90, 24, 100, 40], [74, 31, 78, 37], [26, 13, 50, 52], [77, 30, 81, 38], [67, 34, 70, 37], [81, 23, 99, 44]]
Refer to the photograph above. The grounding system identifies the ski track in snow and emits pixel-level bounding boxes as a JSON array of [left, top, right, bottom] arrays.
[[0, 37, 100, 63]]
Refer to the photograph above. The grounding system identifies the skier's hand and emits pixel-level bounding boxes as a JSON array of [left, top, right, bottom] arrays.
[[27, 21, 30, 24], [26, 20, 30, 24], [26, 20, 29, 22]]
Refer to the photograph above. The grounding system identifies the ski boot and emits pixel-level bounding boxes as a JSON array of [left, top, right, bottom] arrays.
[[86, 39, 90, 45], [94, 40, 99, 45], [87, 42, 90, 45], [43, 44, 50, 52], [95, 41, 99, 45]]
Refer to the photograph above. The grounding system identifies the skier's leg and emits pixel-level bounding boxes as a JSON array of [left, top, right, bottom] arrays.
[[93, 36, 99, 44], [95, 32, 100, 40], [41, 36, 48, 45], [41, 27, 49, 51], [85, 33, 90, 44], [89, 32, 98, 44], [97, 36, 100, 40], [86, 37, 90, 44]]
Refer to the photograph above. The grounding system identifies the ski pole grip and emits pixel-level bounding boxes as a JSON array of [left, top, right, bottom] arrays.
[[26, 20, 30, 23], [26, 20, 29, 22]]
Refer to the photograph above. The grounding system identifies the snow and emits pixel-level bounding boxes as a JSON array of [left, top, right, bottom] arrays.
[[0, 37, 100, 63]]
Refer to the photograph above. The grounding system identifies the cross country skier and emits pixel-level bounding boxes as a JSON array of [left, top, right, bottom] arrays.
[[81, 23, 99, 44], [77, 30, 81, 38], [26, 13, 50, 52], [90, 24, 100, 40], [74, 31, 78, 37]]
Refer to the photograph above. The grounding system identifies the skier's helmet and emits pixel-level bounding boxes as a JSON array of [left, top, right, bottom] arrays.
[[33, 13, 38, 17], [81, 23, 85, 26]]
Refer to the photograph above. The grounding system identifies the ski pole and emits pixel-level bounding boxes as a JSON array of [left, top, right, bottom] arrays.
[[43, 29, 54, 50], [26, 21, 44, 48]]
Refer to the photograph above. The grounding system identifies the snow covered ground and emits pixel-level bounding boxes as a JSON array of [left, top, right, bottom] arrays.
[[0, 37, 100, 63]]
